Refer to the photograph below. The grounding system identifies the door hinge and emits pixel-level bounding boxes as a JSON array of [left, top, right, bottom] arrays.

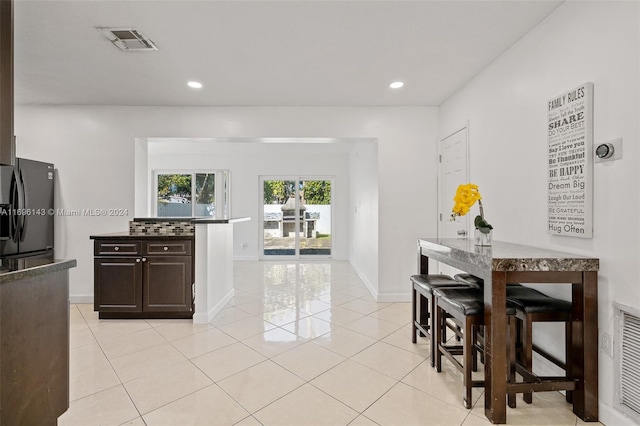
[[439, 155, 442, 163], [439, 213, 442, 221]]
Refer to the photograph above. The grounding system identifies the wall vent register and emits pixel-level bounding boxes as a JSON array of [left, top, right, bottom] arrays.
[[98, 27, 158, 51], [615, 302, 640, 423]]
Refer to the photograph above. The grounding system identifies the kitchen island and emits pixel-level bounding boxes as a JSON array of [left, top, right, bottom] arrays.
[[90, 217, 250, 322], [0, 259, 76, 425], [90, 233, 195, 319]]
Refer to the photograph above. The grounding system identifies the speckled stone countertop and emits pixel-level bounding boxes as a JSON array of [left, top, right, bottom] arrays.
[[0, 259, 77, 284], [132, 217, 194, 222], [132, 217, 250, 224], [191, 217, 250, 224], [90, 232, 194, 240], [418, 238, 599, 272]]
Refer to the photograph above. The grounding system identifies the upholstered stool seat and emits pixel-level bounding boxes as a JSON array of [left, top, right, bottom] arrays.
[[454, 273, 524, 289], [506, 286, 572, 313], [453, 273, 484, 288], [411, 274, 470, 367]]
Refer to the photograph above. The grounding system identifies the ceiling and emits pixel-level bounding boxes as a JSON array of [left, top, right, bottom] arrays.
[[14, 0, 563, 107]]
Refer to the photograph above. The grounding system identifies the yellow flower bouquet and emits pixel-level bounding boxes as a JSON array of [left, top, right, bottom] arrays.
[[451, 183, 493, 234]]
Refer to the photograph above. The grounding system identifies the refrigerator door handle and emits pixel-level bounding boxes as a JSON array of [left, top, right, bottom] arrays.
[[18, 170, 27, 242], [9, 169, 19, 242]]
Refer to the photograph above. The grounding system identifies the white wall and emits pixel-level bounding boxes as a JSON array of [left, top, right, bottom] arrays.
[[14, 106, 439, 303], [439, 2, 639, 424], [349, 141, 379, 294], [145, 139, 351, 260]]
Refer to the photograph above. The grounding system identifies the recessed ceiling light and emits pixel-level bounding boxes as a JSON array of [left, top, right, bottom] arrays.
[[187, 81, 203, 89], [389, 81, 404, 89]]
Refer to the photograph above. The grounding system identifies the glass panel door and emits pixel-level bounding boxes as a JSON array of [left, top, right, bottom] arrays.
[[263, 179, 297, 256], [300, 179, 331, 256], [261, 177, 332, 258]]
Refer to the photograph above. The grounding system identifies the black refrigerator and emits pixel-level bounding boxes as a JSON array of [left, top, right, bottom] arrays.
[[0, 158, 54, 267]]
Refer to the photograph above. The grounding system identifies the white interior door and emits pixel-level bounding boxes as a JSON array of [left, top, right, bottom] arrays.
[[438, 126, 469, 275]]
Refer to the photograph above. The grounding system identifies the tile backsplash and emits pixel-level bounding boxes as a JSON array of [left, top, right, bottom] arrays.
[[129, 220, 195, 236]]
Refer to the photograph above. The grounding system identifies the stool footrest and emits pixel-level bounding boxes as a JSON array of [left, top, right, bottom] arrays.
[[507, 379, 577, 394], [414, 321, 429, 336], [512, 363, 576, 393], [438, 344, 464, 372]]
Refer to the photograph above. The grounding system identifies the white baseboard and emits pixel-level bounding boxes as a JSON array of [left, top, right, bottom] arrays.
[[349, 260, 378, 300], [193, 289, 235, 324], [599, 401, 637, 426], [70, 295, 93, 304]]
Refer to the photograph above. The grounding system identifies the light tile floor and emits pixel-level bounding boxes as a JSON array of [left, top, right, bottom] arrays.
[[61, 261, 597, 426]]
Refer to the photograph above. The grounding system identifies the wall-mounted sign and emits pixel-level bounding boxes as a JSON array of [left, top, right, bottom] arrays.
[[547, 82, 593, 238]]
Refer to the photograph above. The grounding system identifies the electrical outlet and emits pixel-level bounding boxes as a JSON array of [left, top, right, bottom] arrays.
[[599, 329, 613, 357]]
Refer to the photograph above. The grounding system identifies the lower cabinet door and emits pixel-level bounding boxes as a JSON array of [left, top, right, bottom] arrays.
[[143, 256, 192, 312], [94, 257, 143, 312]]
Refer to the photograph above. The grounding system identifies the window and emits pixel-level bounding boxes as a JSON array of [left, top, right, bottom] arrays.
[[154, 170, 230, 218]]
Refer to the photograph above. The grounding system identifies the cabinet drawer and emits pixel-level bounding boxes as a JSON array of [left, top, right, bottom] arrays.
[[95, 241, 141, 256], [144, 240, 192, 256]]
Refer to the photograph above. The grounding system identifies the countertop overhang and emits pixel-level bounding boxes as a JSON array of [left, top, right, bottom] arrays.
[[0, 259, 77, 283], [191, 217, 250, 224], [132, 217, 250, 224], [90, 233, 194, 240], [418, 238, 599, 272]]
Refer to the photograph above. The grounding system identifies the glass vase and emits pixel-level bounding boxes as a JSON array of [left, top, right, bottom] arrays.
[[474, 228, 492, 246]]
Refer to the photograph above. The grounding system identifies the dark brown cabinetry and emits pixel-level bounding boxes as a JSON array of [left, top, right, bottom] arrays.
[[93, 238, 194, 319]]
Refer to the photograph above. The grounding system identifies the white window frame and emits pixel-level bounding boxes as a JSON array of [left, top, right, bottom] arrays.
[[152, 169, 230, 218]]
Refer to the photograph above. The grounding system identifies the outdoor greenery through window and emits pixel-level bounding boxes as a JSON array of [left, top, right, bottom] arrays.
[[263, 178, 332, 256], [156, 172, 223, 217]]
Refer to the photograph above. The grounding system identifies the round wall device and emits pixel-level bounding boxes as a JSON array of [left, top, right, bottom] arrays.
[[595, 143, 614, 159]]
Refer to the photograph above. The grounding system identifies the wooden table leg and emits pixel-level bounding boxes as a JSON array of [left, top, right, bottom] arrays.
[[484, 270, 508, 424], [571, 271, 599, 421], [419, 252, 429, 274]]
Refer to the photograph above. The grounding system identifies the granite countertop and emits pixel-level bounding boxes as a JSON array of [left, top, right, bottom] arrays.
[[191, 217, 251, 224], [90, 232, 194, 240], [133, 217, 250, 224], [133, 217, 194, 222], [0, 259, 77, 283], [418, 238, 599, 272]]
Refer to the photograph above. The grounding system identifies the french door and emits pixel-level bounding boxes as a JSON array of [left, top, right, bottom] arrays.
[[260, 177, 333, 258]]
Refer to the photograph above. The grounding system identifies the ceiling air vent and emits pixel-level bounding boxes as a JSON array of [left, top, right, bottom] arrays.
[[99, 27, 158, 51]]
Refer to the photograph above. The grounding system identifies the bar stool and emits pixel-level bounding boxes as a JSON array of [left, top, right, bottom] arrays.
[[505, 286, 573, 405], [434, 286, 517, 409], [411, 274, 470, 367], [455, 273, 573, 405]]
